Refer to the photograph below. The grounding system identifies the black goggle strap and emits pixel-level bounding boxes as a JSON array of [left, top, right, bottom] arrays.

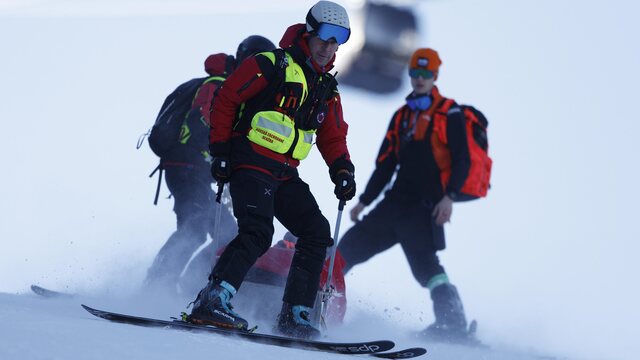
[[306, 9, 321, 32]]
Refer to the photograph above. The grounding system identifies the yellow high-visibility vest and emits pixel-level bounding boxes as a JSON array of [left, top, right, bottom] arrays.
[[246, 52, 315, 160]]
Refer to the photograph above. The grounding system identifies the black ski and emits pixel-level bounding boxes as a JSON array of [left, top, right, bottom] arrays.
[[371, 347, 427, 359], [31, 285, 74, 298], [81, 305, 409, 357]]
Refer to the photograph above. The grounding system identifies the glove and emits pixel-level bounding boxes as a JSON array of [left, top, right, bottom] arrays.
[[211, 155, 231, 183], [333, 170, 356, 201]]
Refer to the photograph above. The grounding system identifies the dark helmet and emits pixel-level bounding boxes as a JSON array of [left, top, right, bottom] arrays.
[[236, 35, 276, 65]]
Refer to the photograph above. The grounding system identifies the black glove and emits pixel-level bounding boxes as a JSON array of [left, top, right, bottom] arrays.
[[333, 170, 356, 201], [211, 155, 231, 183]]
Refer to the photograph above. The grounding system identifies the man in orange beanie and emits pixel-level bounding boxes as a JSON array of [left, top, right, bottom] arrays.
[[409, 48, 442, 80], [338, 47, 479, 344]]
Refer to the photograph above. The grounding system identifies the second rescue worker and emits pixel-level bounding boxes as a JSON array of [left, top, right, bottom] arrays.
[[186, 1, 356, 340]]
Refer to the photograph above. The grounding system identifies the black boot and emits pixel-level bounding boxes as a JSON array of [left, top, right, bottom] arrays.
[[421, 283, 469, 342], [187, 279, 249, 330], [275, 302, 321, 340]]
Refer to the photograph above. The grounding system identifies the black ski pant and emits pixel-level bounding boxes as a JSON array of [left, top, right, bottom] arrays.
[[337, 196, 446, 288], [146, 166, 237, 288], [211, 169, 332, 308]]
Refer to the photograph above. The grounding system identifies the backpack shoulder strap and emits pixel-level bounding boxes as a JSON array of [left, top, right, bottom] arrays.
[[463, 105, 488, 128], [251, 49, 287, 108], [255, 48, 287, 76], [271, 49, 287, 80], [434, 98, 456, 115], [393, 105, 412, 129], [427, 98, 455, 144]]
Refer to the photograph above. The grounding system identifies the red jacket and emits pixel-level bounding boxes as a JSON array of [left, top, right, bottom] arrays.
[[209, 24, 352, 177]]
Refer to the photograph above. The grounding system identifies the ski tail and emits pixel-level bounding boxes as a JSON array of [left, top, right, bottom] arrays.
[[31, 285, 74, 298]]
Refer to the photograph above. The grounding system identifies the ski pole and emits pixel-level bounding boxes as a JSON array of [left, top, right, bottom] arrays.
[[149, 163, 163, 205], [320, 199, 346, 328], [211, 182, 225, 257]]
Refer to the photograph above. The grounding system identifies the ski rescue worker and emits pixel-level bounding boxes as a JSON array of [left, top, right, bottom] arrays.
[[187, 1, 356, 340], [338, 48, 474, 342], [144, 36, 276, 294]]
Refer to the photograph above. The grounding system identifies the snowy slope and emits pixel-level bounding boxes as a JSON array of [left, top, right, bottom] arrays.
[[1, 289, 560, 360]]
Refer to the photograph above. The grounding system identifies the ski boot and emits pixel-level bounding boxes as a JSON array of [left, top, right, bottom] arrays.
[[187, 279, 249, 331], [420, 283, 473, 344], [275, 302, 321, 340]]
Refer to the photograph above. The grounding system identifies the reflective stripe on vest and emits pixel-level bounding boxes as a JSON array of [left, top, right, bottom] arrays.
[[293, 129, 314, 160], [248, 111, 295, 154], [247, 111, 316, 160], [246, 52, 316, 160]]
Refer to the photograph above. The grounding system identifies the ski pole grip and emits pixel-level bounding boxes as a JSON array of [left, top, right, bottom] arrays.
[[215, 182, 224, 204], [338, 199, 346, 211]]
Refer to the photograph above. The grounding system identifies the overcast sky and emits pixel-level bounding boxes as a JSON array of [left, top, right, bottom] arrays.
[[1, 1, 639, 359]]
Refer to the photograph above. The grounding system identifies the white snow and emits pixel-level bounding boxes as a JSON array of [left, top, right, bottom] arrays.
[[2, 289, 558, 360], [2, 1, 640, 360]]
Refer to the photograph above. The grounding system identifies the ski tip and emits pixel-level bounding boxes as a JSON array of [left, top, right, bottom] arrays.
[[81, 304, 101, 316], [81, 304, 113, 321], [372, 347, 427, 359]]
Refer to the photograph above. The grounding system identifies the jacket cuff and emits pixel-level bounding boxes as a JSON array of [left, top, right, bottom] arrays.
[[359, 193, 374, 207], [329, 155, 355, 182]]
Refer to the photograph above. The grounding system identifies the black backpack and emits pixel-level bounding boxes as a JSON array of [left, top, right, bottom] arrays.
[[143, 78, 206, 205], [148, 77, 207, 158]]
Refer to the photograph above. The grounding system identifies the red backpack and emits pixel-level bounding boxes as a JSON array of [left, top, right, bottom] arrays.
[[432, 99, 492, 200]]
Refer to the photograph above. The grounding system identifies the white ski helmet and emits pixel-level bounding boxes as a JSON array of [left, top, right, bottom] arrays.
[[305, 1, 351, 44]]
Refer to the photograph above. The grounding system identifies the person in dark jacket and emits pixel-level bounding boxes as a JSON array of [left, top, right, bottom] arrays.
[[337, 48, 475, 342], [186, 1, 356, 340], [144, 36, 276, 294]]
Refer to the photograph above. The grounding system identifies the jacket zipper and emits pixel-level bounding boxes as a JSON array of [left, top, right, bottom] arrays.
[[237, 74, 261, 95]]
